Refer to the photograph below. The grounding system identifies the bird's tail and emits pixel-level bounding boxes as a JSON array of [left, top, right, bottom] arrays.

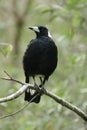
[[25, 76, 41, 103], [31, 91, 41, 103], [25, 89, 32, 101], [24, 76, 34, 102], [25, 90, 41, 103]]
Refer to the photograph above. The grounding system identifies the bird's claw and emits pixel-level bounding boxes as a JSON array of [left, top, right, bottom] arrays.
[[34, 83, 44, 92], [34, 83, 39, 89]]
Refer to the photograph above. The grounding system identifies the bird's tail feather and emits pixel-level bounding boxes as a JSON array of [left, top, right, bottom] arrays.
[[31, 91, 41, 103], [25, 90, 32, 101], [25, 76, 34, 102], [25, 90, 41, 103], [25, 76, 41, 103]]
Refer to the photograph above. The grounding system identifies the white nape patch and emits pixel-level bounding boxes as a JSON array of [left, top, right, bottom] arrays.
[[32, 27, 40, 32], [48, 31, 52, 38]]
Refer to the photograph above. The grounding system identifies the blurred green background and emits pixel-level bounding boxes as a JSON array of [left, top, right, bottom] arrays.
[[0, 0, 87, 130]]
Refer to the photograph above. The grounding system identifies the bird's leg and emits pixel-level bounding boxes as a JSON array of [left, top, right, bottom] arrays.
[[33, 76, 38, 89], [39, 77, 45, 89], [39, 77, 43, 86], [39, 77, 47, 94]]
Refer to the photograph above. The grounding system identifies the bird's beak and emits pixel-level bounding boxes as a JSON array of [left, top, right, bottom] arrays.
[[28, 27, 33, 30], [28, 26, 40, 32]]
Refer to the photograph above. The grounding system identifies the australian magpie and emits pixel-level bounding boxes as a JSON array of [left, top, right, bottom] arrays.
[[23, 26, 58, 103]]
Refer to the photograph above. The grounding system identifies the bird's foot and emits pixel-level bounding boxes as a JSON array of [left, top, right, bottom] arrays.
[[34, 83, 46, 94], [34, 83, 39, 89], [39, 84, 44, 89], [39, 84, 46, 92]]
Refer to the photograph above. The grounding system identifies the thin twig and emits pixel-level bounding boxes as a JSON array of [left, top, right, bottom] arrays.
[[4, 70, 13, 79], [1, 77, 24, 85], [0, 93, 39, 119], [1, 70, 24, 85]]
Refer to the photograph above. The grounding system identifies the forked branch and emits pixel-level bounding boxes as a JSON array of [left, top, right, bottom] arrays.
[[0, 72, 87, 122]]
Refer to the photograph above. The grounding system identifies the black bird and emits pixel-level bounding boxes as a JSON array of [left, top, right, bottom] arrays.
[[23, 26, 58, 103]]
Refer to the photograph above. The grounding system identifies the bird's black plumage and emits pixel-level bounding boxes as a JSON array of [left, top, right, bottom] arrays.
[[23, 26, 58, 103]]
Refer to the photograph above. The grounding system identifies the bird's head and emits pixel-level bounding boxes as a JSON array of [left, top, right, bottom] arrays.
[[28, 26, 52, 38]]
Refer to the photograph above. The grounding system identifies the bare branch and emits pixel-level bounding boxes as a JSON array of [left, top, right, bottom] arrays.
[[0, 74, 87, 121], [44, 90, 87, 122], [0, 84, 31, 103]]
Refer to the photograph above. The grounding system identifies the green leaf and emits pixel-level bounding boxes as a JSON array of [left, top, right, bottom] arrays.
[[0, 43, 13, 56]]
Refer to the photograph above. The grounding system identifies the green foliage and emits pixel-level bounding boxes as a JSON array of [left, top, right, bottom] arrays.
[[0, 43, 12, 56], [0, 0, 87, 130]]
